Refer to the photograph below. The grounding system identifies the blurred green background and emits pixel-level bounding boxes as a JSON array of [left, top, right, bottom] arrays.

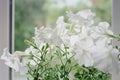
[[15, 0, 111, 51]]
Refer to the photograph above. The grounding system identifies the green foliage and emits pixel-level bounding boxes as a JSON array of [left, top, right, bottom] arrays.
[[74, 66, 111, 80], [25, 41, 111, 80], [26, 42, 76, 80]]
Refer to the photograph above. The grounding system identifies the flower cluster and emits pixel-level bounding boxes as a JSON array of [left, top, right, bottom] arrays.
[[1, 9, 120, 80]]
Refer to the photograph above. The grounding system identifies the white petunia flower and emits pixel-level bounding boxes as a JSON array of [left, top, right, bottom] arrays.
[[67, 9, 95, 26], [1, 48, 33, 74], [90, 39, 120, 73], [56, 16, 69, 44], [33, 27, 54, 46], [1, 48, 12, 61], [97, 22, 112, 35], [33, 17, 69, 47], [18, 63, 28, 75], [70, 35, 79, 47], [1, 48, 20, 72], [74, 38, 94, 66], [91, 22, 114, 40], [70, 26, 91, 47], [25, 46, 39, 54], [78, 26, 91, 40]]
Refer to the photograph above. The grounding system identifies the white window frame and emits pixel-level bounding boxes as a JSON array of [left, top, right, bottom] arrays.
[[0, 0, 14, 80], [0, 0, 120, 80], [112, 0, 120, 46], [112, 0, 120, 34]]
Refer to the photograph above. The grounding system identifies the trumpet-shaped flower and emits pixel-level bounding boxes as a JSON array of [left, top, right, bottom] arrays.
[[33, 27, 54, 47], [73, 38, 94, 66], [33, 16, 69, 47], [90, 39, 120, 73], [1, 48, 31, 74], [91, 22, 114, 40], [1, 48, 20, 72], [67, 9, 95, 26]]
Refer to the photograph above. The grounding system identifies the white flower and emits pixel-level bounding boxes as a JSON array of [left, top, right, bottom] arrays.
[[70, 26, 91, 47], [15, 51, 39, 67], [33, 26, 62, 47], [18, 63, 28, 75], [33, 27, 54, 46], [91, 22, 114, 40], [1, 48, 32, 74], [56, 16, 65, 36], [1, 48, 20, 72], [1, 48, 12, 61], [97, 22, 112, 35], [74, 38, 94, 66], [90, 39, 119, 73], [78, 26, 91, 40], [12, 51, 30, 74], [67, 9, 95, 26], [55, 16, 69, 45], [25, 46, 38, 54], [70, 35, 79, 47], [33, 17, 69, 47]]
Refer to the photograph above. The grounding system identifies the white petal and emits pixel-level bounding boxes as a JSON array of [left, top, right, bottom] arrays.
[[70, 35, 79, 46], [1, 48, 12, 61], [5, 57, 20, 71], [67, 9, 95, 26], [19, 63, 28, 75]]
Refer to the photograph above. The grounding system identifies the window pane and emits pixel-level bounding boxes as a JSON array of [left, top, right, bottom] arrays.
[[14, 0, 112, 80]]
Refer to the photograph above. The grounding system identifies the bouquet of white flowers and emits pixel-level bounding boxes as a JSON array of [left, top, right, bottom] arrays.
[[1, 9, 120, 80]]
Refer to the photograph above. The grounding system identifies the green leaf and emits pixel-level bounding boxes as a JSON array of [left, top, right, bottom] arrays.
[[67, 59, 71, 64], [60, 65, 65, 70], [24, 40, 38, 49]]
